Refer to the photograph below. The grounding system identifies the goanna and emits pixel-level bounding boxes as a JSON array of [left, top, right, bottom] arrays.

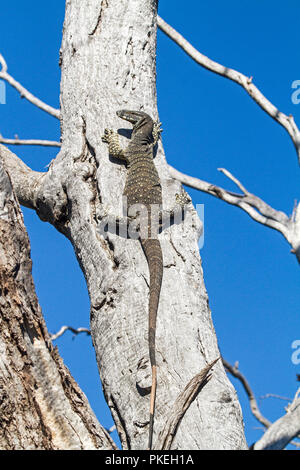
[[102, 110, 187, 450]]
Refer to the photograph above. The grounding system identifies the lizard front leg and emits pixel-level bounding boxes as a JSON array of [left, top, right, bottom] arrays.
[[152, 121, 163, 147], [102, 128, 129, 162], [158, 189, 191, 230]]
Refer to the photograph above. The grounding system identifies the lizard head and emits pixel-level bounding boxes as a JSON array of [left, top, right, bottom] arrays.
[[116, 110, 154, 144]]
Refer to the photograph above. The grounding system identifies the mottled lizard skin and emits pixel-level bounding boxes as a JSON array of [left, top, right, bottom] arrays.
[[102, 110, 163, 450]]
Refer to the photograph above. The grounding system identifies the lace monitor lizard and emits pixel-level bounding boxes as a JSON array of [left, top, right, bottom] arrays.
[[102, 110, 189, 450]]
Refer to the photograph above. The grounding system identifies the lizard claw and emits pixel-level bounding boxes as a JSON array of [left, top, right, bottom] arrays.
[[102, 128, 114, 144], [175, 189, 191, 207]]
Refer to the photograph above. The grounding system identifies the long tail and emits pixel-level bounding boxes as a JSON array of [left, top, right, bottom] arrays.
[[141, 238, 163, 450]]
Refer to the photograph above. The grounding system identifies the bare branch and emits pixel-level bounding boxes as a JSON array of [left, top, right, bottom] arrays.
[[217, 168, 250, 196], [168, 164, 300, 263], [254, 388, 300, 450], [0, 53, 60, 119], [217, 168, 289, 225], [157, 16, 300, 164], [260, 393, 292, 402], [106, 425, 117, 434], [0, 144, 45, 210], [0, 135, 61, 147], [224, 359, 300, 449], [0, 143, 73, 231], [159, 15, 300, 259], [223, 358, 271, 428], [168, 164, 289, 233], [50, 326, 91, 341]]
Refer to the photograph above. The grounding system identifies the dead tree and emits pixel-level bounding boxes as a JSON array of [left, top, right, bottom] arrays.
[[1, 0, 298, 450]]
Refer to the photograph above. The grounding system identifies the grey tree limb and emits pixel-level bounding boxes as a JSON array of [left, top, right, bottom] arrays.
[[50, 326, 91, 341], [254, 388, 300, 450], [223, 359, 271, 429], [0, 53, 60, 119], [168, 165, 300, 264], [224, 359, 300, 449], [260, 394, 292, 402], [158, 14, 300, 262], [0, 143, 71, 228], [0, 136, 61, 147], [0, 144, 45, 210], [157, 16, 300, 165]]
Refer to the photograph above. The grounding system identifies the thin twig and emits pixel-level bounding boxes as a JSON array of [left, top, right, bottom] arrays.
[[157, 16, 300, 165], [168, 164, 300, 263], [50, 326, 91, 341], [223, 359, 300, 449], [260, 393, 292, 402], [168, 165, 290, 236], [0, 53, 60, 119], [105, 425, 116, 434], [217, 168, 289, 225], [222, 358, 271, 428], [0, 136, 61, 147]]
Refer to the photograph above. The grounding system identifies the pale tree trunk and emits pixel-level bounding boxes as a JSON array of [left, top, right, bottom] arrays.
[[0, 157, 116, 450], [0, 0, 247, 450]]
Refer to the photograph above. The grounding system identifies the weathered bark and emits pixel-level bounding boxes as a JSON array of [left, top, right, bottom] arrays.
[[1, 0, 247, 449], [0, 156, 116, 450], [253, 389, 300, 450]]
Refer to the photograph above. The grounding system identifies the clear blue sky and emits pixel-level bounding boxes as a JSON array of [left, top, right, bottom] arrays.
[[0, 1, 299, 449]]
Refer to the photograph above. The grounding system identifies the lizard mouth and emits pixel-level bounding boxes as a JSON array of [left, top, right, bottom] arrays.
[[116, 110, 136, 124], [116, 110, 139, 124], [116, 109, 148, 126]]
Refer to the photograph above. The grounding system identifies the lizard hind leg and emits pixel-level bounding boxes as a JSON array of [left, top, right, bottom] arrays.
[[101, 128, 128, 161]]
